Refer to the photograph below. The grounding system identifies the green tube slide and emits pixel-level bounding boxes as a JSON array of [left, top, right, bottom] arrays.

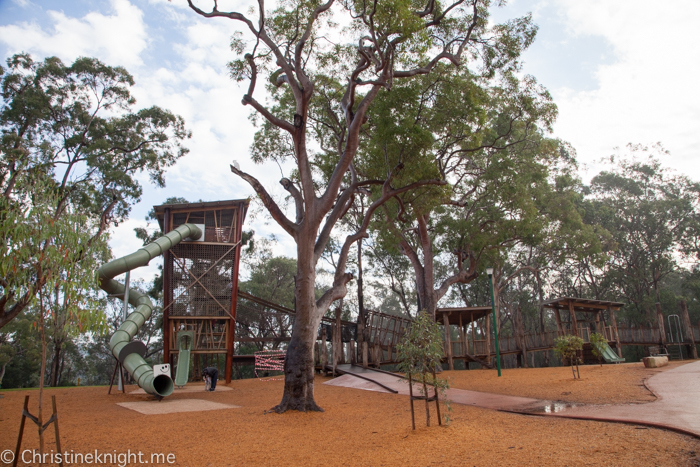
[[98, 223, 202, 397]]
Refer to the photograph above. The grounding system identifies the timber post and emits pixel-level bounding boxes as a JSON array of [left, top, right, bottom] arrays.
[[554, 309, 564, 336], [608, 305, 622, 358], [362, 341, 368, 368], [568, 300, 579, 337], [656, 302, 667, 347], [443, 312, 454, 371], [320, 327, 328, 373], [515, 306, 528, 368], [679, 300, 698, 359], [334, 308, 342, 374]]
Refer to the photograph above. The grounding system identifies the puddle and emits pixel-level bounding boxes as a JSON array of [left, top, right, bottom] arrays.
[[518, 401, 581, 414]]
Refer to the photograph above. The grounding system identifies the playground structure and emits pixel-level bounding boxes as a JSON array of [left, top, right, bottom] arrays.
[[155, 199, 249, 384], [102, 198, 700, 394], [314, 297, 700, 371]]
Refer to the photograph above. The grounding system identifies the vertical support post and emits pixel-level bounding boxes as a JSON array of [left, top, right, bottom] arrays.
[[225, 203, 246, 384], [515, 306, 528, 368], [52, 396, 63, 467], [320, 327, 328, 372], [656, 302, 667, 347], [554, 308, 564, 336], [443, 312, 454, 371], [568, 300, 579, 337], [485, 312, 491, 363], [594, 312, 601, 334], [362, 341, 368, 368], [459, 313, 465, 357], [117, 270, 130, 392], [350, 339, 356, 364], [408, 372, 416, 431], [679, 300, 697, 359], [12, 396, 29, 467], [163, 207, 172, 366], [470, 312, 476, 356], [608, 305, 622, 358], [334, 308, 341, 375], [487, 272, 501, 377]]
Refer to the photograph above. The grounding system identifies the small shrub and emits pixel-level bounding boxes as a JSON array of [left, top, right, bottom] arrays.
[[397, 312, 450, 428], [554, 334, 584, 379]]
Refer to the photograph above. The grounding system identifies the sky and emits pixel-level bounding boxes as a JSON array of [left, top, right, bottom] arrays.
[[1, 0, 699, 281]]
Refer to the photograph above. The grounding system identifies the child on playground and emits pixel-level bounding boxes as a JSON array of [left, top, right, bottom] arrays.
[[202, 367, 218, 391]]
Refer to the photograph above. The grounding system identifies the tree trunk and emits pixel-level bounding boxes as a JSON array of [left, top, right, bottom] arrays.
[[356, 240, 366, 353], [51, 342, 62, 387], [272, 244, 324, 413]]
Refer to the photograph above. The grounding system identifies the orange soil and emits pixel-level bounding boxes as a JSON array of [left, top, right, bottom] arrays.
[[0, 362, 698, 467]]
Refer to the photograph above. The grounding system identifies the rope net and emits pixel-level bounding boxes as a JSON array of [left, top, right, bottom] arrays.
[[254, 349, 286, 381]]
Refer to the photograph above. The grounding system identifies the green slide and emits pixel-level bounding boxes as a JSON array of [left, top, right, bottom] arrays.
[[174, 331, 194, 388], [592, 340, 626, 364], [98, 223, 202, 397]]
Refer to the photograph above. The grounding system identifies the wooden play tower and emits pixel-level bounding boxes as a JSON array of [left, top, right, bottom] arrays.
[[154, 199, 249, 383]]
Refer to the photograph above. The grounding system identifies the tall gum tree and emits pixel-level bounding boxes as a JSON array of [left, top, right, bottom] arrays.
[[0, 54, 190, 378], [187, 0, 536, 412], [367, 66, 565, 318]]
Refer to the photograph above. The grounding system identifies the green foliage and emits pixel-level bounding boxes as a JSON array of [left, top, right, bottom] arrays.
[[589, 332, 607, 366], [582, 144, 700, 321], [397, 311, 444, 376], [0, 180, 107, 333], [0, 53, 190, 329], [553, 334, 583, 379], [397, 312, 451, 424]]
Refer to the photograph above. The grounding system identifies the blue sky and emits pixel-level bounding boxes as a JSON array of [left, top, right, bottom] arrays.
[[1, 0, 698, 280]]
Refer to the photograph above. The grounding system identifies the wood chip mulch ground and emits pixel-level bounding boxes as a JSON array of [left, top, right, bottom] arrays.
[[1, 361, 698, 466]]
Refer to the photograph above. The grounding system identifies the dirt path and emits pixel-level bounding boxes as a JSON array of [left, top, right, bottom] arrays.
[[0, 362, 698, 466]]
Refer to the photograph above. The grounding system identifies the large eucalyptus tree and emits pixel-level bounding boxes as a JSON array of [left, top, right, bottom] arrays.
[[187, 0, 535, 411]]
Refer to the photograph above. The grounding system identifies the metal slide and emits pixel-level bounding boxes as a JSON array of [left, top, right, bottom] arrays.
[[174, 331, 194, 388], [592, 340, 626, 364], [98, 224, 202, 397]]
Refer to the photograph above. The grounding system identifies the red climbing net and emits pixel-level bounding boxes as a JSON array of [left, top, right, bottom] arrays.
[[254, 349, 286, 381]]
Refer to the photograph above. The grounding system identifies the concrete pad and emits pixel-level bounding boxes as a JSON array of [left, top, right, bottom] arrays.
[[643, 356, 668, 368], [117, 399, 240, 415], [325, 366, 548, 412], [128, 385, 232, 395]]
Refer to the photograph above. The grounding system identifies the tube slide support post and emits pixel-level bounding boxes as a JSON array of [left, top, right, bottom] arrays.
[[118, 271, 130, 391]]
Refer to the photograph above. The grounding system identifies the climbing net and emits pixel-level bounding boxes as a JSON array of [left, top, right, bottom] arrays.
[[254, 349, 286, 381]]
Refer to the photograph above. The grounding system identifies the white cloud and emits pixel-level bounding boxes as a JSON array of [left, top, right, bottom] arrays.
[[108, 218, 162, 282], [0, 0, 148, 68], [548, 0, 700, 177]]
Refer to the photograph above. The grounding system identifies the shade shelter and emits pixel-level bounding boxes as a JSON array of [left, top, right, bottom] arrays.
[[541, 297, 624, 358], [435, 306, 494, 370]]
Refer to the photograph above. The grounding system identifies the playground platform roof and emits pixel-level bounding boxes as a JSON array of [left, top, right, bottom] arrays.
[[540, 297, 624, 313], [435, 306, 493, 325], [152, 198, 249, 231]]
